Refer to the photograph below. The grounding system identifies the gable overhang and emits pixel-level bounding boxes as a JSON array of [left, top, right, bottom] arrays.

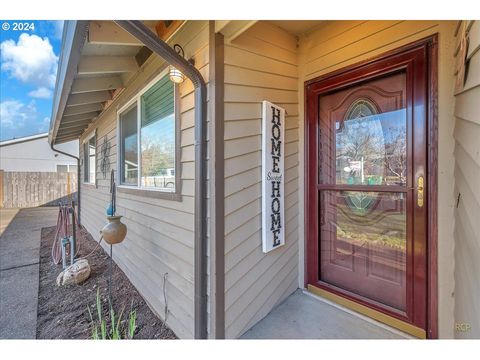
[[49, 20, 184, 145], [49, 21, 89, 145]]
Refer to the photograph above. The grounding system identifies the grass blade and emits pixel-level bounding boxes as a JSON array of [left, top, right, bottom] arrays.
[[100, 319, 107, 339], [96, 289, 102, 326], [86, 305, 99, 340], [128, 310, 137, 339]]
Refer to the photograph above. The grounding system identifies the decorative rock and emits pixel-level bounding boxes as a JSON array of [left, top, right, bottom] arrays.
[[56, 259, 91, 286]]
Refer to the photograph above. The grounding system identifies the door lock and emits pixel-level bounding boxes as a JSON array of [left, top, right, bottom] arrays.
[[417, 176, 424, 207]]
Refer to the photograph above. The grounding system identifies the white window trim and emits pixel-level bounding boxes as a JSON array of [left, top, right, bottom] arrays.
[[82, 129, 97, 185], [116, 68, 178, 194]]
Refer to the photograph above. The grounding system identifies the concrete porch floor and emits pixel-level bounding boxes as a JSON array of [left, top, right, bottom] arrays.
[[241, 289, 410, 339]]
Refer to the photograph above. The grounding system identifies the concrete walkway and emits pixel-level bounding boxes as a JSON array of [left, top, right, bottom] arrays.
[[241, 290, 409, 339], [0, 207, 58, 339]]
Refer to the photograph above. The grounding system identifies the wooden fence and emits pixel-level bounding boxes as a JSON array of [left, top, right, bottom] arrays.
[[0, 171, 77, 208]]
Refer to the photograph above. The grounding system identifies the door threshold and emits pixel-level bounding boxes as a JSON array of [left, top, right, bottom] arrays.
[[305, 285, 424, 339]]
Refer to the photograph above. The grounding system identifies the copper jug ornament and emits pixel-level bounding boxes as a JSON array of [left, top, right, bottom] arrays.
[[101, 216, 127, 245]]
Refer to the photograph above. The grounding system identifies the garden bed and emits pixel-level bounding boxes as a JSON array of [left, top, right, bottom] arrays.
[[36, 225, 177, 339]]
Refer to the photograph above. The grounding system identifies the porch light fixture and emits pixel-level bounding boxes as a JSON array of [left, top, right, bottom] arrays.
[[169, 44, 195, 83]]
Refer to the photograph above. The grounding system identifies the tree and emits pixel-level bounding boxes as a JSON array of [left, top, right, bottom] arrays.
[[336, 119, 407, 185], [383, 126, 407, 185], [141, 136, 174, 176], [336, 121, 383, 183]]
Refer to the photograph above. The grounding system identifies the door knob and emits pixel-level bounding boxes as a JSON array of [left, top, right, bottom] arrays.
[[417, 175, 424, 207]]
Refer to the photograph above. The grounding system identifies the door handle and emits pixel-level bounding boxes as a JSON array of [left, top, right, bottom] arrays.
[[417, 175, 424, 207]]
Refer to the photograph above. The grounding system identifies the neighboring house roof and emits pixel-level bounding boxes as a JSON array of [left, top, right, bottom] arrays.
[[0, 132, 78, 172], [0, 132, 48, 147]]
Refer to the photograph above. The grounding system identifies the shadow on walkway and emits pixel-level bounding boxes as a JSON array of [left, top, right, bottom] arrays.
[[0, 207, 58, 339]]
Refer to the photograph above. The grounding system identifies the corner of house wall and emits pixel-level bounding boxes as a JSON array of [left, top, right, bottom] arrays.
[[450, 20, 480, 339], [296, 35, 307, 290], [207, 20, 225, 339], [436, 21, 457, 339]]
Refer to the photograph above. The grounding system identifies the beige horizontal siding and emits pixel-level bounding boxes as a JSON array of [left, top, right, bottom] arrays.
[[301, 20, 448, 79], [79, 20, 209, 339], [298, 20, 457, 338], [223, 21, 300, 339], [453, 20, 480, 339]]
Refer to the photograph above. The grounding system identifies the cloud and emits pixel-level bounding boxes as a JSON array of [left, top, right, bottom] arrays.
[[28, 87, 53, 99], [0, 99, 49, 140], [39, 116, 51, 132], [1, 99, 40, 129], [36, 20, 64, 40], [0, 33, 58, 96]]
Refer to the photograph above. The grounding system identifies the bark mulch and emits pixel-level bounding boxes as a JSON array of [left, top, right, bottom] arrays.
[[36, 225, 177, 339]]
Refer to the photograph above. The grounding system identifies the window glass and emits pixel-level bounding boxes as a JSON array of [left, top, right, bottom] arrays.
[[83, 136, 96, 183], [119, 74, 176, 193], [335, 108, 407, 186], [83, 142, 89, 182], [318, 72, 407, 187], [140, 75, 175, 190], [88, 136, 96, 183], [120, 105, 138, 185]]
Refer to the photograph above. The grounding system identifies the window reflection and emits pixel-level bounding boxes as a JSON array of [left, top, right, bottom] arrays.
[[118, 74, 176, 191], [83, 135, 96, 184], [140, 113, 175, 190], [320, 190, 407, 311], [88, 137, 96, 184], [336, 108, 407, 186], [120, 105, 138, 185]]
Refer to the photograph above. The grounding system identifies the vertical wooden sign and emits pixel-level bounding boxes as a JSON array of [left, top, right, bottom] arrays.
[[262, 101, 285, 253]]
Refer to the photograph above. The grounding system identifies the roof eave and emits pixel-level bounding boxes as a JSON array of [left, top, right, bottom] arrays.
[[0, 132, 48, 147], [49, 20, 90, 145]]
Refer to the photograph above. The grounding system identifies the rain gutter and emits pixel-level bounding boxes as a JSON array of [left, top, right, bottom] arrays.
[[114, 20, 208, 339], [50, 142, 81, 224]]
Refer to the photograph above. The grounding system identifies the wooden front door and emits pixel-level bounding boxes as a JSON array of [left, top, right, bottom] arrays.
[[305, 39, 436, 338]]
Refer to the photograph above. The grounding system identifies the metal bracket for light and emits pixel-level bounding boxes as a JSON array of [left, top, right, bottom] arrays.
[[169, 44, 195, 83]]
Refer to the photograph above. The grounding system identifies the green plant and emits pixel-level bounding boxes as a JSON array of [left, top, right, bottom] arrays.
[[87, 289, 137, 340]]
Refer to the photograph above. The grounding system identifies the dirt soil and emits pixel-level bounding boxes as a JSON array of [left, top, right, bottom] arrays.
[[37, 225, 177, 339]]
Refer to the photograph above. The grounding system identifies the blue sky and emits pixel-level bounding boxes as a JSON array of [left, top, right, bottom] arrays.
[[0, 20, 63, 141]]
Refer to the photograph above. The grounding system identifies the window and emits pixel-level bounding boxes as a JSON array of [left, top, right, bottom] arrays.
[[83, 134, 96, 184], [56, 165, 68, 173], [119, 73, 177, 193], [57, 165, 78, 173], [120, 105, 138, 185]]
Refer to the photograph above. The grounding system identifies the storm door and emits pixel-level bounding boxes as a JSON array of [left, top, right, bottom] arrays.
[[305, 43, 431, 337]]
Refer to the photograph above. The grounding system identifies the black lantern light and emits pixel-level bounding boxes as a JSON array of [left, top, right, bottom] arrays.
[[169, 44, 195, 84]]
